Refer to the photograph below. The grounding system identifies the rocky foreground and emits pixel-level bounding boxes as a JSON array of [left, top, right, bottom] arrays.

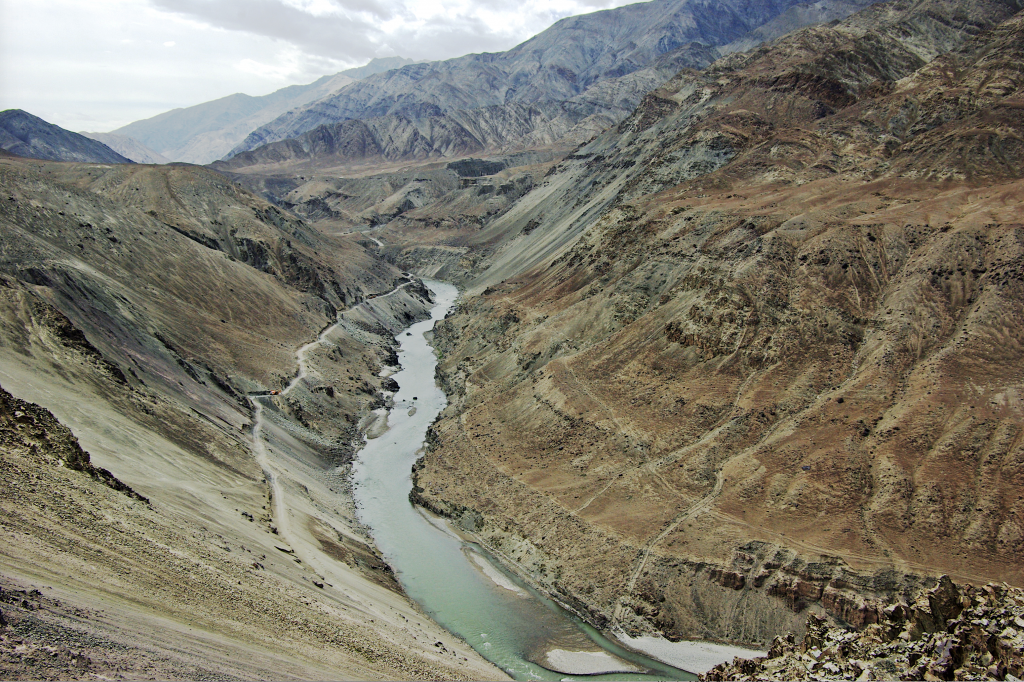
[[703, 578, 1024, 681]]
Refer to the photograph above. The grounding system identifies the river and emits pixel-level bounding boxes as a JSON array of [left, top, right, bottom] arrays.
[[352, 280, 696, 681]]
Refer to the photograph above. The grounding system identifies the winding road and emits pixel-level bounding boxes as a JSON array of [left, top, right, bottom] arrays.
[[247, 279, 415, 552], [612, 470, 724, 625]]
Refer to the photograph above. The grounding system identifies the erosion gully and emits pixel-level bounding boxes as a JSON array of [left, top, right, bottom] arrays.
[[352, 280, 695, 681]]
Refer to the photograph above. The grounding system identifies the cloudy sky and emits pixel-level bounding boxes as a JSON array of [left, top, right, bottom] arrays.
[[0, 0, 638, 133]]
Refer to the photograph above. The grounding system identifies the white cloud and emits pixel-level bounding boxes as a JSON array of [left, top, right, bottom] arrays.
[[0, 0, 641, 131]]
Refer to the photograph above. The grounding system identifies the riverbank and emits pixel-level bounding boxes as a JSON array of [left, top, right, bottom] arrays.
[[352, 280, 703, 681], [615, 634, 765, 675], [414, 487, 763, 677]]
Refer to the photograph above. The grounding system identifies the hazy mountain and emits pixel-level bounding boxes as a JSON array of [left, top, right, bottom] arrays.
[[228, 0, 880, 159], [337, 55, 418, 80], [110, 57, 416, 164], [0, 110, 131, 164], [79, 132, 170, 164]]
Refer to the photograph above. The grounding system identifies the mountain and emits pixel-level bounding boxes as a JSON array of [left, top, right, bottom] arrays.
[[213, 44, 720, 175], [392, 0, 1024, 651], [0, 110, 131, 164], [4, 0, 1023, 674], [79, 131, 170, 164], [109, 57, 415, 164], [110, 73, 355, 164], [227, 0, 880, 161]]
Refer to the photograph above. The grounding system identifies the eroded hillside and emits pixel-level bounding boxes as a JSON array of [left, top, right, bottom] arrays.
[[410, 0, 1024, 650], [0, 155, 503, 679]]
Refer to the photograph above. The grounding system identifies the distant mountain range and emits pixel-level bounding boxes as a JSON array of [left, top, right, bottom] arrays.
[[104, 56, 416, 164], [211, 44, 722, 174], [80, 0, 885, 172], [8, 0, 890, 174], [0, 110, 131, 164], [221, 0, 880, 170]]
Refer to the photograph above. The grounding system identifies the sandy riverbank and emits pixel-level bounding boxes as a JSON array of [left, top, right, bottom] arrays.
[[543, 648, 644, 675], [616, 632, 766, 674]]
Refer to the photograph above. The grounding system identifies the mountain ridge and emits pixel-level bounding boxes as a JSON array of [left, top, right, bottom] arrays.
[[227, 0, 880, 161], [399, 0, 1024, 652], [211, 43, 722, 175], [0, 110, 132, 164]]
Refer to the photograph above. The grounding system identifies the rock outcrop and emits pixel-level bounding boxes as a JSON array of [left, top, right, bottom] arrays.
[[704, 578, 1024, 681], [0, 384, 146, 502]]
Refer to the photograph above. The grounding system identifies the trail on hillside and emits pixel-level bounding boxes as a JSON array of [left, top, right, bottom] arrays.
[[247, 280, 414, 553]]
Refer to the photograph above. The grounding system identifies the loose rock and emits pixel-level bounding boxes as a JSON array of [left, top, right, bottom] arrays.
[[703, 578, 1024, 681]]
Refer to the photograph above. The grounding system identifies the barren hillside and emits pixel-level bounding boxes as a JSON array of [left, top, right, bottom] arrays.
[[0, 155, 503, 680], [409, 0, 1024, 650]]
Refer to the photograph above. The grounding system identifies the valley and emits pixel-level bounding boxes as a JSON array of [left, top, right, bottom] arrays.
[[407, 0, 1024, 655], [0, 155, 501, 679], [1, 0, 1023, 679]]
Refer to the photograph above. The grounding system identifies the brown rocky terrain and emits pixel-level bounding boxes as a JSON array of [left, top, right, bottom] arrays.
[[0, 154, 504, 679], [3, 0, 1023, 676], [406, 0, 1024, 654], [703, 577, 1024, 680]]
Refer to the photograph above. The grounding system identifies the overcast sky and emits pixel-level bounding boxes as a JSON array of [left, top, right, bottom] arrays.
[[0, 0, 639, 133]]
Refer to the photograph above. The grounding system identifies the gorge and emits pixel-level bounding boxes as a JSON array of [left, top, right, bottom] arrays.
[[1, 0, 1023, 679]]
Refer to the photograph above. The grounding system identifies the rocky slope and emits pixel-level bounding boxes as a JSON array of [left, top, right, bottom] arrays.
[[408, 0, 1024, 652], [0, 379, 497, 680], [703, 577, 1024, 681], [214, 98, 624, 175], [0, 153, 503, 679], [227, 0, 879, 163], [0, 110, 131, 164], [0, 384, 146, 503]]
